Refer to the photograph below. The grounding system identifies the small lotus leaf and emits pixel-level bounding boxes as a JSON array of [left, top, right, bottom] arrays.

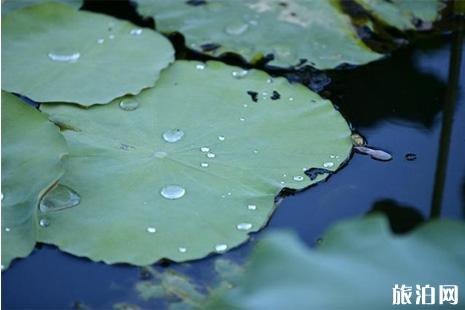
[[39, 61, 352, 265], [2, 2, 174, 105]]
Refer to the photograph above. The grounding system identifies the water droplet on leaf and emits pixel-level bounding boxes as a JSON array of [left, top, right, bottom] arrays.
[[248, 204, 257, 210], [237, 223, 252, 230], [232, 69, 248, 78], [200, 147, 210, 152], [196, 64, 206, 70], [215, 244, 228, 252], [293, 176, 304, 181], [39, 184, 80, 213], [119, 98, 139, 111], [207, 153, 216, 158], [323, 162, 334, 168], [160, 185, 186, 200], [162, 129, 184, 143], [218, 136, 225, 141], [147, 227, 156, 233], [201, 162, 209, 168], [39, 218, 50, 228], [130, 28, 143, 35], [225, 23, 249, 35], [48, 50, 80, 63], [178, 247, 187, 253]]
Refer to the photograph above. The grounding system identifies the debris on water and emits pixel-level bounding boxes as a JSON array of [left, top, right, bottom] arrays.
[[305, 168, 333, 180], [200, 43, 220, 52], [271, 90, 281, 100], [351, 133, 366, 146], [405, 153, 417, 161], [246, 91, 258, 102], [354, 146, 392, 161]]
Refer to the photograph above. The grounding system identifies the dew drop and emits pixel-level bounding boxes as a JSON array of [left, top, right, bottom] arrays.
[[323, 162, 334, 168], [289, 97, 294, 101], [200, 147, 210, 152], [97, 38, 104, 44], [207, 152, 216, 158], [232, 69, 248, 78], [160, 185, 185, 200], [178, 247, 187, 253], [196, 64, 206, 70], [201, 162, 209, 168], [5, 227, 11, 232], [247, 204, 257, 210], [253, 150, 259, 154], [130, 28, 143, 36], [147, 227, 156, 233], [48, 50, 80, 63], [119, 98, 139, 111], [215, 244, 228, 253], [330, 155, 336, 159], [39, 218, 49, 228], [243, 104, 248, 108], [237, 223, 252, 230], [39, 184, 80, 213], [109, 34, 115, 40], [218, 136, 225, 141], [293, 176, 304, 181], [225, 23, 249, 35], [162, 129, 184, 143], [267, 78, 273, 84], [240, 117, 245, 122]]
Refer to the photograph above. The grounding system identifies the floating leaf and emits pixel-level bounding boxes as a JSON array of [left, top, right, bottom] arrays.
[[39, 60, 352, 265], [2, 2, 174, 106], [1, 0, 82, 16], [135, 0, 382, 69], [209, 216, 465, 308], [1, 91, 67, 269], [354, 0, 445, 31]]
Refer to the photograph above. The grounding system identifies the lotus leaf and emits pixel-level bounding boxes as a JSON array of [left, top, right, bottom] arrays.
[[2, 2, 174, 106], [39, 60, 352, 265], [1, 91, 67, 269], [209, 216, 465, 309], [354, 0, 444, 31], [135, 0, 382, 69]]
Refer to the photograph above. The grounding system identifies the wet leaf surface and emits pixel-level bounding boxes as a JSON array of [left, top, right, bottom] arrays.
[[2, 2, 174, 105], [39, 60, 352, 265]]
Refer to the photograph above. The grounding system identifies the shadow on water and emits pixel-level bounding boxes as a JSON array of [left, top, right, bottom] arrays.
[[2, 1, 465, 309]]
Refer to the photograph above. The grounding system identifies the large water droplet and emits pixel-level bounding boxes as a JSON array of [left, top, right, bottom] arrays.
[[39, 184, 80, 213], [200, 147, 210, 152], [178, 247, 187, 253], [162, 129, 184, 143], [130, 28, 143, 36], [119, 98, 139, 111], [248, 204, 257, 210], [237, 223, 252, 230], [215, 244, 228, 253], [48, 50, 80, 63], [147, 227, 156, 233], [39, 218, 49, 228], [160, 185, 185, 200], [232, 69, 248, 78], [207, 152, 216, 158], [225, 23, 249, 35], [323, 162, 334, 168], [293, 176, 304, 181]]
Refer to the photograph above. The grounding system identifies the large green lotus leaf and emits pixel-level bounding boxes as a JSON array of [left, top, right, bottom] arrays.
[[2, 2, 174, 106], [209, 216, 465, 309], [39, 60, 352, 265], [355, 0, 445, 31], [1, 91, 67, 269], [1, 0, 82, 16], [135, 0, 382, 69]]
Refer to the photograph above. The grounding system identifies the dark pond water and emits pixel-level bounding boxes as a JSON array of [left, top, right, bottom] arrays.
[[3, 5, 465, 310]]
